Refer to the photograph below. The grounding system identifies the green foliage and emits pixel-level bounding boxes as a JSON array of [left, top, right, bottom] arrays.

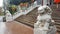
[[0, 12, 4, 16], [8, 5, 17, 15]]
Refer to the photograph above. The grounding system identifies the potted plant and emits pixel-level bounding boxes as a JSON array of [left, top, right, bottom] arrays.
[[8, 5, 17, 15]]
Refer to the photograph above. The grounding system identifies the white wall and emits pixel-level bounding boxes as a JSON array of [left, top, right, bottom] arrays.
[[43, 0, 47, 5], [0, 0, 3, 7]]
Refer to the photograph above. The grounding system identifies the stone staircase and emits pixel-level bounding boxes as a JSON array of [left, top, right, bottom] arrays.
[[15, 7, 38, 28], [51, 4, 60, 33]]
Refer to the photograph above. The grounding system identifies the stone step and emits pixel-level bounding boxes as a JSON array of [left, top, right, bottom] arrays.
[[54, 25, 60, 33], [55, 25, 60, 28], [52, 17, 60, 20], [57, 28, 60, 32], [15, 19, 34, 27], [55, 22, 60, 25], [55, 20, 60, 23]]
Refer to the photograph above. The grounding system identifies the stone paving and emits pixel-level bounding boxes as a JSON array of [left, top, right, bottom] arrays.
[[6, 21, 33, 34]]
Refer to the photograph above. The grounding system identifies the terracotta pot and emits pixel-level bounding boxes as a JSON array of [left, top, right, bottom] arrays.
[[24, 3, 28, 7], [20, 3, 24, 7]]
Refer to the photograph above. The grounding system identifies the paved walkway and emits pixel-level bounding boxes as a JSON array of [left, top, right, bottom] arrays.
[[5, 21, 33, 34]]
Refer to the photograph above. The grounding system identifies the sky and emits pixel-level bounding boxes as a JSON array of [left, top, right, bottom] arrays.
[[0, 0, 3, 7]]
